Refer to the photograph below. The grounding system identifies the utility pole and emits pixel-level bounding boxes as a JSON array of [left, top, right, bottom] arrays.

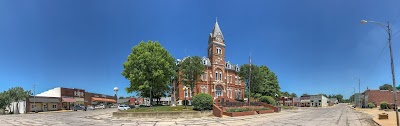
[[361, 20, 399, 126], [358, 78, 361, 108], [33, 83, 37, 113], [248, 53, 251, 105]]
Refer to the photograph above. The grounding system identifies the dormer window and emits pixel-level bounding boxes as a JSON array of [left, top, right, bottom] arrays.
[[203, 60, 207, 65], [216, 47, 222, 54], [235, 66, 239, 72]]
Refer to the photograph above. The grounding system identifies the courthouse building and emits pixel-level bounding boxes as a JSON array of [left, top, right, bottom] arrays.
[[174, 20, 245, 105]]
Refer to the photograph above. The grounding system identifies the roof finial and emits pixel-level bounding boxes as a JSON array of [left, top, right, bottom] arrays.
[[216, 17, 218, 22]]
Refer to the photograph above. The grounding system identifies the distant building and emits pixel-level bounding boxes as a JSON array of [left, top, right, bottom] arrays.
[[363, 89, 400, 108], [36, 87, 116, 110]]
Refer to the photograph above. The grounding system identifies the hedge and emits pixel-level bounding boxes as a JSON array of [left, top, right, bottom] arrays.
[[380, 101, 388, 109], [259, 96, 276, 106]]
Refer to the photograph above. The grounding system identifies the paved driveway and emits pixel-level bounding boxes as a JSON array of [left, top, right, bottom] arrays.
[[0, 104, 375, 126]]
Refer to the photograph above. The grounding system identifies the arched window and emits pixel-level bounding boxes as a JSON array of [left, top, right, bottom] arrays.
[[216, 47, 222, 54], [216, 86, 222, 97], [219, 72, 222, 80], [203, 60, 207, 65], [215, 72, 218, 80]]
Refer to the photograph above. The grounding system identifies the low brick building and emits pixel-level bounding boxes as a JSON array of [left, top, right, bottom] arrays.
[[363, 89, 400, 107]]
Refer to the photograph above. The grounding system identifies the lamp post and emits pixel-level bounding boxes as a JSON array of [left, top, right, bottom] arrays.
[[361, 20, 399, 126], [183, 87, 188, 109]]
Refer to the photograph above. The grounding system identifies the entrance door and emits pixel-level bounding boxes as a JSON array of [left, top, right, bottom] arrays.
[[215, 86, 222, 97]]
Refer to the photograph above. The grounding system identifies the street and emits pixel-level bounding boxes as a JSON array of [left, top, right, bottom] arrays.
[[0, 104, 375, 126]]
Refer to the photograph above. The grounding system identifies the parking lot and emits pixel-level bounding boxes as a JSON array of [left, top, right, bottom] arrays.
[[0, 104, 375, 126]]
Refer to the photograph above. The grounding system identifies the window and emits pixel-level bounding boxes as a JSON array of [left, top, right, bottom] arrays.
[[215, 72, 218, 80], [52, 105, 57, 109], [31, 105, 36, 108], [216, 47, 222, 54], [184, 86, 188, 98], [201, 86, 207, 93], [216, 86, 222, 97], [219, 72, 222, 80], [203, 60, 207, 65]]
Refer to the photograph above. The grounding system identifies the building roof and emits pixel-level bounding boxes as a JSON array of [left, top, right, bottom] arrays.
[[210, 19, 224, 40]]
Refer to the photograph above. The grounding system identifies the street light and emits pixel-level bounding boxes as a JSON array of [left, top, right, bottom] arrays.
[[183, 87, 188, 109], [361, 19, 399, 126]]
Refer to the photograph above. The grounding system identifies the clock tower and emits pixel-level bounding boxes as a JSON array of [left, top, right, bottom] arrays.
[[208, 19, 225, 67]]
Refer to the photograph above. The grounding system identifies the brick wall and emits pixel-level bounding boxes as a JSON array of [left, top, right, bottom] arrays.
[[365, 90, 400, 105], [212, 104, 223, 117]]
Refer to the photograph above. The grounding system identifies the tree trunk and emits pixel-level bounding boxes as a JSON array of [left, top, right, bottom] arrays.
[[15, 102, 19, 114]]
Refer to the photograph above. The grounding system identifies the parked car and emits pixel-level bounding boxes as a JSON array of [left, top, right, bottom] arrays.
[[73, 105, 86, 111], [87, 106, 95, 110], [118, 105, 131, 110], [128, 105, 136, 109], [95, 104, 106, 109], [110, 105, 117, 108]]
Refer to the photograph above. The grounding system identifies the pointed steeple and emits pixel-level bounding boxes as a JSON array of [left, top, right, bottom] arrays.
[[211, 18, 224, 40]]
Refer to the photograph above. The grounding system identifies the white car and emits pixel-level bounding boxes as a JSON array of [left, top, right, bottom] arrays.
[[118, 105, 131, 110], [95, 105, 106, 109]]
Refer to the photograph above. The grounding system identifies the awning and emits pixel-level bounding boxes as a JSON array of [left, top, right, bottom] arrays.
[[62, 97, 76, 102], [92, 97, 116, 103]]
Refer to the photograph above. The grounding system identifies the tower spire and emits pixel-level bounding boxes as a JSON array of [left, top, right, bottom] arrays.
[[216, 17, 218, 22]]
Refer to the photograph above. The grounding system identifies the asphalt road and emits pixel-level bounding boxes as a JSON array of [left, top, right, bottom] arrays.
[[0, 103, 375, 126]]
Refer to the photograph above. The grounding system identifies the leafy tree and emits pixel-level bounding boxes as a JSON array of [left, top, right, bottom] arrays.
[[0, 91, 12, 113], [7, 87, 31, 114], [301, 93, 309, 96], [379, 84, 393, 91], [290, 93, 297, 98], [397, 85, 400, 91], [192, 93, 213, 110], [335, 94, 344, 102], [238, 65, 281, 98], [179, 56, 205, 97], [122, 41, 176, 106], [260, 65, 281, 97], [281, 92, 290, 97]]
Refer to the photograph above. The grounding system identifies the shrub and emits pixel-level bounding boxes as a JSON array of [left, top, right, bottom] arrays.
[[192, 93, 213, 110], [380, 101, 388, 109], [367, 103, 375, 108], [254, 107, 271, 111], [226, 107, 250, 112], [259, 96, 276, 106]]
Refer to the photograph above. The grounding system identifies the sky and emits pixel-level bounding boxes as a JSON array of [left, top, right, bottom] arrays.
[[1, 0, 400, 99]]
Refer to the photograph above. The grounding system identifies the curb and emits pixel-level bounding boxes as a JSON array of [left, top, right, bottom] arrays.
[[372, 118, 382, 126]]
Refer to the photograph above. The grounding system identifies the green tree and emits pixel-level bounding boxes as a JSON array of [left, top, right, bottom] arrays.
[[290, 93, 297, 98], [397, 85, 400, 91], [179, 56, 205, 97], [7, 87, 31, 114], [301, 93, 309, 96], [281, 92, 290, 97], [0, 91, 12, 114], [238, 65, 281, 98], [260, 65, 281, 97], [379, 84, 393, 91], [122, 41, 176, 106]]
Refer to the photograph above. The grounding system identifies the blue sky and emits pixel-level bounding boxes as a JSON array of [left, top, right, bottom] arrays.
[[1, 0, 400, 99]]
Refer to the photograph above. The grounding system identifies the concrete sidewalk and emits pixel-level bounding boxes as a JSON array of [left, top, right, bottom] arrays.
[[27, 110, 72, 114], [356, 108, 399, 126]]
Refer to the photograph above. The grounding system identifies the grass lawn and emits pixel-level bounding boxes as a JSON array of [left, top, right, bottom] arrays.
[[124, 105, 194, 112]]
